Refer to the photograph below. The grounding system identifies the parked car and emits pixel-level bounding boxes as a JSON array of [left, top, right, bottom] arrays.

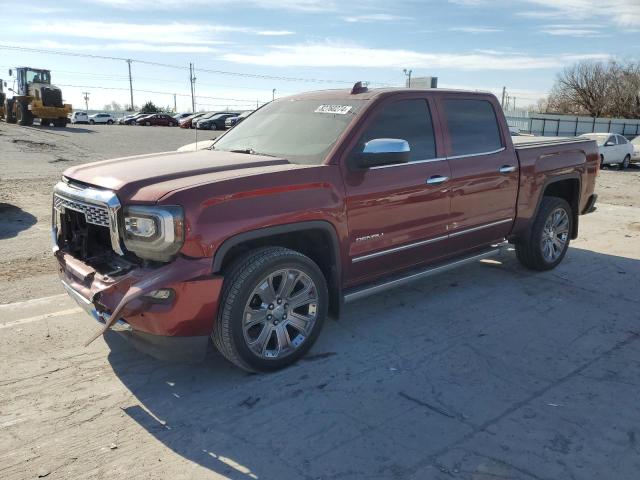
[[53, 84, 598, 371], [118, 113, 147, 125], [179, 112, 208, 129], [88, 113, 115, 125], [196, 113, 239, 130], [579, 133, 634, 169], [136, 113, 178, 126], [174, 112, 193, 122], [225, 110, 252, 128], [631, 136, 640, 162], [70, 111, 89, 124]]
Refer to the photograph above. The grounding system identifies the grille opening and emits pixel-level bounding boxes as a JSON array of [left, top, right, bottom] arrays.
[[59, 210, 135, 276]]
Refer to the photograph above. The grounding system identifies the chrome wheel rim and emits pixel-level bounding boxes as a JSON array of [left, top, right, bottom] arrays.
[[243, 268, 319, 360], [541, 208, 569, 262]]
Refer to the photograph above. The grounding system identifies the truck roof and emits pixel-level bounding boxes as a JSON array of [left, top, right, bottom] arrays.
[[286, 86, 496, 101]]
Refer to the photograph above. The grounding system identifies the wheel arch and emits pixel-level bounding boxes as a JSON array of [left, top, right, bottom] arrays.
[[213, 221, 343, 318], [534, 174, 581, 240]]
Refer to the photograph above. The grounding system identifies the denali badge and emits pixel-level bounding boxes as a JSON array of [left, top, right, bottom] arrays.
[[356, 233, 384, 242]]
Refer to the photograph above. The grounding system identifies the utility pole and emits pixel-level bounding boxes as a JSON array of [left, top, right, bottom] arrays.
[[505, 95, 511, 111], [126, 59, 134, 111], [82, 92, 90, 112], [256, 99, 259, 109], [403, 68, 412, 88], [501, 86, 506, 108], [189, 63, 196, 112], [272, 88, 276, 101], [173, 93, 177, 113], [512, 97, 516, 110]]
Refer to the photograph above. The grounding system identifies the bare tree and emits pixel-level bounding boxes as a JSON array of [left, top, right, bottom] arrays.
[[545, 60, 640, 118]]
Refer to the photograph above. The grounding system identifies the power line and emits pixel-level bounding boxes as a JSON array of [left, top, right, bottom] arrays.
[[56, 83, 264, 103], [0, 44, 368, 85]]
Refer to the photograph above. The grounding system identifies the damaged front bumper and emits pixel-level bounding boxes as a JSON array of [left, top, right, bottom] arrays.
[[55, 250, 223, 361]]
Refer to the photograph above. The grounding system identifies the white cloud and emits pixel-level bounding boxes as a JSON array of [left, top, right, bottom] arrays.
[[7, 39, 219, 54], [518, 0, 640, 29], [451, 26, 502, 33], [541, 26, 606, 37], [26, 21, 294, 46], [221, 42, 610, 70], [88, 0, 338, 11], [342, 14, 409, 23]]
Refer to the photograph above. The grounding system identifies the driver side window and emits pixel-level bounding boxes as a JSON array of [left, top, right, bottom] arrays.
[[358, 99, 437, 162]]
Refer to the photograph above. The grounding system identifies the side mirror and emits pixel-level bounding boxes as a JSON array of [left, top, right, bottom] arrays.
[[353, 138, 410, 169], [604, 141, 615, 147]]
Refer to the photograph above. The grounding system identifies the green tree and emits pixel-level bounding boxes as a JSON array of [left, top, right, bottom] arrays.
[[140, 101, 160, 114]]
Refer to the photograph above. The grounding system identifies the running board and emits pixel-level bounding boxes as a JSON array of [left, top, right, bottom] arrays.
[[343, 246, 504, 304]]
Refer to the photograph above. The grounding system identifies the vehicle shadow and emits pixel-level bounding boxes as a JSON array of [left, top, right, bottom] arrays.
[[105, 246, 640, 479], [0, 203, 37, 239]]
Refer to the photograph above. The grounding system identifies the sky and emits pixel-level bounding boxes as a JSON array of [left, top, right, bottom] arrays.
[[0, 0, 638, 113]]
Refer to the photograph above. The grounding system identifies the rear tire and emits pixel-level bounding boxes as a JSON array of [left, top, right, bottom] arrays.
[[621, 155, 630, 170], [515, 197, 572, 271], [89, 119, 95, 125], [107, 119, 113, 125], [53, 118, 67, 127], [212, 247, 328, 372], [40, 119, 51, 127], [17, 101, 34, 126]]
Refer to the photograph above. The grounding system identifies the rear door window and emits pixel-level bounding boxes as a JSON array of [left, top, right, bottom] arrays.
[[357, 99, 437, 162], [444, 99, 503, 156]]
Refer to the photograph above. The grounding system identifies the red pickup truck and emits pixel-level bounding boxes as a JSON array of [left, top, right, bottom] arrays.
[[52, 83, 598, 371]]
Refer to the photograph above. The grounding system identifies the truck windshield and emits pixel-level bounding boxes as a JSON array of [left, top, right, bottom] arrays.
[[213, 99, 366, 164]]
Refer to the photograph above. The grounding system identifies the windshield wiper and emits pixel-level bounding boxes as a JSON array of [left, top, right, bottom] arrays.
[[228, 148, 278, 158]]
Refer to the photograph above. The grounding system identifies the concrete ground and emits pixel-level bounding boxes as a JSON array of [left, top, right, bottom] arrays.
[[1, 122, 639, 479]]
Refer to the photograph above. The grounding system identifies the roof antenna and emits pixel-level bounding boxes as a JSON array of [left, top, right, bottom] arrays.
[[351, 81, 369, 94]]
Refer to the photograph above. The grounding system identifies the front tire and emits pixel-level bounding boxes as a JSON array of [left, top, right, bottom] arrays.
[[17, 101, 34, 126], [89, 119, 95, 125], [621, 155, 630, 170], [515, 197, 572, 271], [213, 247, 328, 372]]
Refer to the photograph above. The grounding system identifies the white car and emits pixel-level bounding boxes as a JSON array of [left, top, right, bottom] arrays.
[[70, 111, 89, 124], [631, 136, 640, 162], [579, 133, 634, 169], [88, 113, 115, 125]]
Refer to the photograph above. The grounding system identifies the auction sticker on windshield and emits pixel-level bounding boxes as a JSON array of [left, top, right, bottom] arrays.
[[315, 105, 353, 115]]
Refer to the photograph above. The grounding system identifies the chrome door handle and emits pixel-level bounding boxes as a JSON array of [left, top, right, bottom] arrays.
[[499, 165, 516, 174], [426, 175, 449, 185]]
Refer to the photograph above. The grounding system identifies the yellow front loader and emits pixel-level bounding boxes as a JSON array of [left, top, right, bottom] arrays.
[[4, 67, 72, 127]]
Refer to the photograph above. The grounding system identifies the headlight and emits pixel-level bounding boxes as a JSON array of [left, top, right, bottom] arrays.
[[122, 205, 184, 262]]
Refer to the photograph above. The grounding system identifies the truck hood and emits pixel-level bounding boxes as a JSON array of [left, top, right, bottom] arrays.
[[62, 150, 298, 203]]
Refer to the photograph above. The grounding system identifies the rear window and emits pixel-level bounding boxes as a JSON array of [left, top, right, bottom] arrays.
[[444, 99, 503, 156]]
